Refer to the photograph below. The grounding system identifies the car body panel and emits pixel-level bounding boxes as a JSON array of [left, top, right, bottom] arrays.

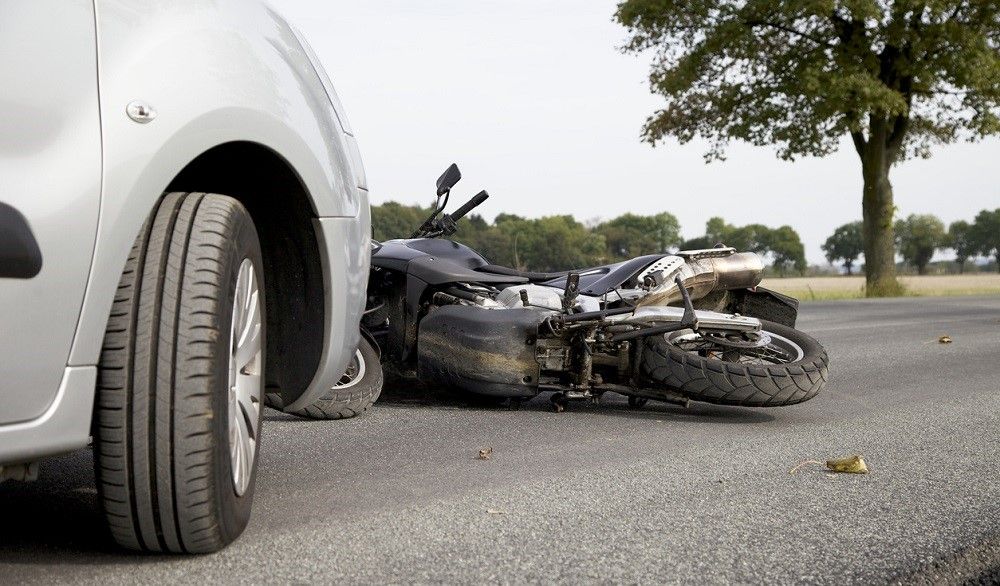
[[0, 1, 102, 425], [0, 367, 96, 464], [1, 0, 370, 463], [70, 0, 363, 368]]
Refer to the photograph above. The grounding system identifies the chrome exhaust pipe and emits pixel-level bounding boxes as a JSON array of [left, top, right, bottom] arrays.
[[637, 252, 764, 307], [709, 251, 766, 290]]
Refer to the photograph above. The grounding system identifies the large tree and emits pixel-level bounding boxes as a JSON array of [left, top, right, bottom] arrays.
[[615, 1, 1000, 295], [822, 221, 865, 275], [895, 213, 946, 274]]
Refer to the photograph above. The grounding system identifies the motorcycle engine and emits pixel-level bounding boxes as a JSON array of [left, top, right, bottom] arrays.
[[496, 284, 562, 311]]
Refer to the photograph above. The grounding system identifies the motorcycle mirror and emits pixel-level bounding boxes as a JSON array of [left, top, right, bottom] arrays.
[[436, 163, 462, 196]]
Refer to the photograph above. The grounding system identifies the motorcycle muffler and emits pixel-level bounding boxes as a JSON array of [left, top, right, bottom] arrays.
[[637, 251, 764, 307]]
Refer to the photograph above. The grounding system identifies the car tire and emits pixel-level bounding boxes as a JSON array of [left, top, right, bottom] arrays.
[[264, 337, 382, 419], [94, 192, 265, 553]]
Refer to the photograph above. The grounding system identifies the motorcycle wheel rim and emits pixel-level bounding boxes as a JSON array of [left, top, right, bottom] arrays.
[[664, 329, 804, 365]]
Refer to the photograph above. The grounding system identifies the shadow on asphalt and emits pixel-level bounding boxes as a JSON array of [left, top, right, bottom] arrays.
[[0, 450, 162, 565], [379, 378, 776, 424], [265, 378, 775, 426]]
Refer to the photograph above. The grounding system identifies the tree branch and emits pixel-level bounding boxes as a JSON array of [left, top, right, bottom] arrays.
[[887, 114, 909, 162], [744, 19, 836, 48], [851, 131, 867, 157]]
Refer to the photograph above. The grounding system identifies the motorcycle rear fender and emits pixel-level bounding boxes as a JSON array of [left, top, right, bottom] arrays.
[[729, 287, 799, 328]]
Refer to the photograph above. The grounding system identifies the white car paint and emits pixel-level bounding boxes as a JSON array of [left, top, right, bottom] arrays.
[[0, 0, 370, 464]]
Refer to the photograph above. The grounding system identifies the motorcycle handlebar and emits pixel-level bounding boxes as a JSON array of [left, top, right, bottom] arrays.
[[450, 190, 489, 222]]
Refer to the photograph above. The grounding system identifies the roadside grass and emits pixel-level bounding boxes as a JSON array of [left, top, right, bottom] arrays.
[[759, 274, 1000, 301]]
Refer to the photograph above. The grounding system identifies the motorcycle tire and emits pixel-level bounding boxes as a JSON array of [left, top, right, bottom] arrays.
[[265, 337, 382, 419], [641, 319, 828, 407]]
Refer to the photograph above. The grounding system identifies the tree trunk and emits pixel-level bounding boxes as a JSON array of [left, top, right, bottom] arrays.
[[845, 262, 853, 276], [860, 138, 901, 296]]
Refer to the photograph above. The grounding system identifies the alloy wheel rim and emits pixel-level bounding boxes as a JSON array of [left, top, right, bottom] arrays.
[[334, 349, 366, 389], [228, 258, 262, 496], [665, 328, 804, 364]]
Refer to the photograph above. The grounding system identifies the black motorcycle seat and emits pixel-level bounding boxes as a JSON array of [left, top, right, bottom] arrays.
[[474, 264, 570, 282], [475, 254, 665, 296]]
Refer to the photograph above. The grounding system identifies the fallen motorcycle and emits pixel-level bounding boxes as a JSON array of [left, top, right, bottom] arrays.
[[361, 164, 829, 411]]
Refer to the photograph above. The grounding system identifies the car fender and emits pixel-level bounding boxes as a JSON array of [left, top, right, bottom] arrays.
[[69, 0, 368, 406]]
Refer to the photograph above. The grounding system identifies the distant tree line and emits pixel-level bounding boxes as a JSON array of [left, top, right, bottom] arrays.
[[822, 208, 1000, 275], [679, 218, 807, 275], [372, 202, 807, 274]]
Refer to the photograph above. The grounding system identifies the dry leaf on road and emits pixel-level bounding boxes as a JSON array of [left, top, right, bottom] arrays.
[[789, 454, 870, 475], [825, 455, 869, 474], [477, 447, 493, 460]]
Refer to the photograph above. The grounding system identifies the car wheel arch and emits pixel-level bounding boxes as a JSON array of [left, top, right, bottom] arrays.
[[164, 141, 328, 408]]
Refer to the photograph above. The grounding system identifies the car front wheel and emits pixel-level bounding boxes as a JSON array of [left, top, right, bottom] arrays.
[[94, 192, 265, 553]]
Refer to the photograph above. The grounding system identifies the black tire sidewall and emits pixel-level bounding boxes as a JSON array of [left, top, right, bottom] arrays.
[[288, 337, 383, 419]]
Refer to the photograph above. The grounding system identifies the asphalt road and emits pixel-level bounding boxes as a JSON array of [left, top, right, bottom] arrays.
[[2, 295, 999, 584]]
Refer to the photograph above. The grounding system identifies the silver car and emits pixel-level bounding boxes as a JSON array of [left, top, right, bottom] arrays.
[[0, 1, 372, 553]]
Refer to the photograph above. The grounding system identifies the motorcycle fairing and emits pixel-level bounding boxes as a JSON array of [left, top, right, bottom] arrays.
[[372, 239, 526, 360], [373, 238, 526, 284]]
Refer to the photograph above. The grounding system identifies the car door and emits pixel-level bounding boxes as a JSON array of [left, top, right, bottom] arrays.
[[0, 1, 102, 425]]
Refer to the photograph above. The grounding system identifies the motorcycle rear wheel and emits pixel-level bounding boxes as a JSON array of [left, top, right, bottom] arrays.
[[641, 319, 828, 407]]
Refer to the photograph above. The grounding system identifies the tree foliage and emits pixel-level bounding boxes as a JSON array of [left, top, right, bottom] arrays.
[[372, 203, 802, 273], [971, 208, 1000, 271], [895, 213, 946, 274], [371, 201, 433, 242], [822, 221, 865, 274], [947, 219, 975, 272], [684, 217, 807, 275], [592, 212, 682, 260], [615, 0, 1000, 293], [615, 0, 1000, 160]]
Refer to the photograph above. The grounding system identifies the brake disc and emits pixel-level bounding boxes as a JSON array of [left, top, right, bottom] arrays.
[[701, 330, 772, 349]]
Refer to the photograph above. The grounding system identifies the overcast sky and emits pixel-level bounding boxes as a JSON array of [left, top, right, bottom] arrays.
[[272, 0, 999, 264]]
